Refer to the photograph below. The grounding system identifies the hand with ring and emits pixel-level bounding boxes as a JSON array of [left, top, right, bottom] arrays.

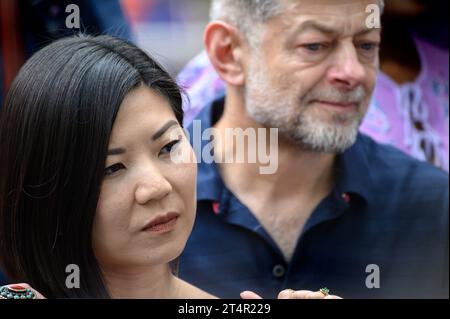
[[0, 283, 45, 300], [240, 287, 342, 299]]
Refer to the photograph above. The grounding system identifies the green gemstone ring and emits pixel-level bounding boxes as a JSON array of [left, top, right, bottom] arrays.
[[319, 287, 330, 297], [0, 284, 36, 300]]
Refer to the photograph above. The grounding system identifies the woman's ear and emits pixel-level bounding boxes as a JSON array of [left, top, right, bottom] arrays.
[[204, 21, 247, 86]]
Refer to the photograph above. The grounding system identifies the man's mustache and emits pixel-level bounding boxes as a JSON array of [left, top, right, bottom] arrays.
[[302, 86, 367, 105]]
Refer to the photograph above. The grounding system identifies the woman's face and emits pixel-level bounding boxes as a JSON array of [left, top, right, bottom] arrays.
[[92, 85, 197, 272]]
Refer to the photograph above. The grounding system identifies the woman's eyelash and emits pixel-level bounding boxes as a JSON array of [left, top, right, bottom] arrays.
[[104, 140, 181, 176], [104, 163, 125, 176], [159, 139, 181, 156]]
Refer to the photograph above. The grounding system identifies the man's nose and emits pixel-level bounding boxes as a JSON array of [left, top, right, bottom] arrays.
[[134, 165, 172, 205], [327, 44, 366, 90]]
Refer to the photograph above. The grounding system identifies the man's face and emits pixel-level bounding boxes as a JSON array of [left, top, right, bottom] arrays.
[[244, 0, 381, 153]]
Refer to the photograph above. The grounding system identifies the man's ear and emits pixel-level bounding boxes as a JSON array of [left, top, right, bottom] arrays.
[[204, 21, 247, 86]]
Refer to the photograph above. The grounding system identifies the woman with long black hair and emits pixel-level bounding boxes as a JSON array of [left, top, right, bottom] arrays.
[[0, 34, 339, 299], [0, 34, 212, 298]]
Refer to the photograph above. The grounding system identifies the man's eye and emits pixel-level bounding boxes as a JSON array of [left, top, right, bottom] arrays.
[[104, 163, 126, 176], [359, 42, 379, 51], [302, 43, 326, 52], [159, 139, 181, 156]]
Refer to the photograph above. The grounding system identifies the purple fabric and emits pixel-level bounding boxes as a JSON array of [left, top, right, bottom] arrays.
[[361, 36, 449, 171], [177, 36, 449, 171]]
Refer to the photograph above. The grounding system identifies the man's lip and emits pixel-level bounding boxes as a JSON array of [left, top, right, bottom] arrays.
[[314, 100, 357, 108], [142, 212, 180, 231]]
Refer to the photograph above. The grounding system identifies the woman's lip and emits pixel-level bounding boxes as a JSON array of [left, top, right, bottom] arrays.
[[142, 212, 180, 233], [143, 216, 178, 233]]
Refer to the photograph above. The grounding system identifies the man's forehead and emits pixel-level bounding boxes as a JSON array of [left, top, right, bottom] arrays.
[[281, 0, 379, 17], [275, 0, 381, 35]]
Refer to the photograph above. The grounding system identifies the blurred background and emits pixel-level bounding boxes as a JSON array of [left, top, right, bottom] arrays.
[[0, 0, 211, 107], [123, 0, 211, 74]]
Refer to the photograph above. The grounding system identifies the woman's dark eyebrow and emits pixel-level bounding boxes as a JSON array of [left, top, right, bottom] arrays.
[[107, 147, 126, 156], [107, 120, 179, 156], [151, 120, 179, 141]]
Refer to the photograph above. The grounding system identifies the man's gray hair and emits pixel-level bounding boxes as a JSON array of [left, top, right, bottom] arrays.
[[210, 0, 384, 45], [210, 0, 283, 44]]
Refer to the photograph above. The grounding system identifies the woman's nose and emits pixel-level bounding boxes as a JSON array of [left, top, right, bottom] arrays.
[[134, 166, 172, 205]]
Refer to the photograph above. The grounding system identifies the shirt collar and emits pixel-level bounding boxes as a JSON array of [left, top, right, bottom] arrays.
[[334, 134, 373, 205], [188, 97, 373, 204]]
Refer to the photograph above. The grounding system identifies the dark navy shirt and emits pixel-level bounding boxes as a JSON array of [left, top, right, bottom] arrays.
[[179, 98, 449, 299]]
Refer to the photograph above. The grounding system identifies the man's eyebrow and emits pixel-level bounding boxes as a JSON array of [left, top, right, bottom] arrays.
[[293, 21, 382, 37], [355, 28, 381, 37], [151, 120, 179, 141], [294, 20, 338, 35]]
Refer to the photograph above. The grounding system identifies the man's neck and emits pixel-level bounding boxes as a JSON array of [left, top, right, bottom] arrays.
[[213, 90, 336, 204], [212, 90, 337, 261]]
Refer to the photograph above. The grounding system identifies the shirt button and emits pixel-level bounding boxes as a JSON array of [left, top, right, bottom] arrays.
[[342, 193, 351, 203], [272, 264, 286, 278], [212, 202, 220, 215]]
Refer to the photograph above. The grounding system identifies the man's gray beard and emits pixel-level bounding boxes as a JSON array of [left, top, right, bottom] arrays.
[[288, 109, 362, 153], [244, 62, 366, 154], [246, 102, 362, 154]]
